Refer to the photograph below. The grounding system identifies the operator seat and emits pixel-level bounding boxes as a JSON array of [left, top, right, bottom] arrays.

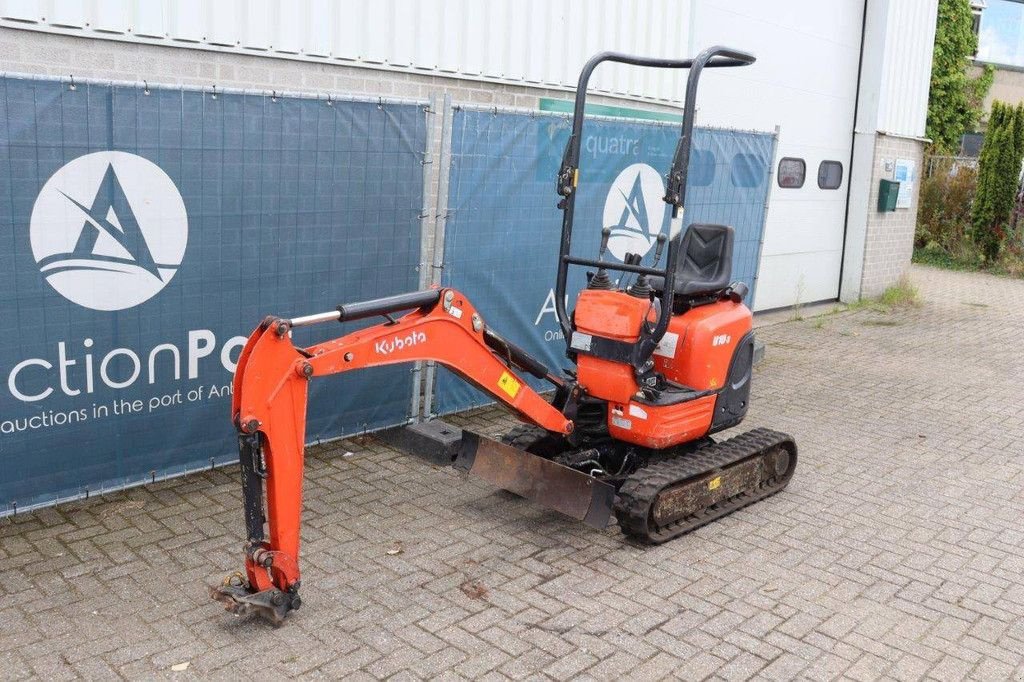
[[649, 223, 735, 304]]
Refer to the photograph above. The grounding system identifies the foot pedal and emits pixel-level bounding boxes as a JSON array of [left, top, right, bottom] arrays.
[[455, 431, 615, 529], [208, 574, 299, 625]]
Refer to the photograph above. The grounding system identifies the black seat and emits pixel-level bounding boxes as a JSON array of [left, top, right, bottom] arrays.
[[649, 223, 734, 298]]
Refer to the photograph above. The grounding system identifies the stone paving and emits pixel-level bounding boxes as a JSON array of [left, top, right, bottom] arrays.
[[2, 264, 1024, 680]]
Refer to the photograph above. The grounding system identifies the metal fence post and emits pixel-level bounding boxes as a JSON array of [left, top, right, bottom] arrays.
[[409, 92, 442, 423], [422, 93, 454, 420]]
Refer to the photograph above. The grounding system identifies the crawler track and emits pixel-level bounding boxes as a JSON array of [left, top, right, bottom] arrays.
[[614, 428, 797, 543]]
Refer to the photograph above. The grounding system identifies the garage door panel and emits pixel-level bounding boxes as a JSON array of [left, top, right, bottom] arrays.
[[754, 251, 843, 310], [759, 201, 848, 255], [694, 0, 861, 310], [704, 0, 864, 49]]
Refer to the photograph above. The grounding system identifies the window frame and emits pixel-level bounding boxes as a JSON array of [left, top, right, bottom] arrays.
[[817, 160, 844, 190], [776, 157, 806, 189]]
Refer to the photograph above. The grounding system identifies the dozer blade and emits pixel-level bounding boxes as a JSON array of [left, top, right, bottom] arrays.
[[455, 431, 615, 529]]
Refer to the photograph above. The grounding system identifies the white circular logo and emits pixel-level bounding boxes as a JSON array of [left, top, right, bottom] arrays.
[[602, 163, 667, 262], [29, 151, 188, 311]]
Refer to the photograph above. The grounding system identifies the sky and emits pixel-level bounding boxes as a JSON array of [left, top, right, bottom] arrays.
[[977, 0, 1024, 67]]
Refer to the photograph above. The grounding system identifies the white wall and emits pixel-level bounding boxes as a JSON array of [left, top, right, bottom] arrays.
[[841, 0, 937, 303], [0, 0, 692, 104], [876, 0, 938, 138]]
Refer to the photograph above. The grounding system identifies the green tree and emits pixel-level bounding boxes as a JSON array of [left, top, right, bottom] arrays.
[[972, 101, 1024, 260], [926, 0, 994, 153]]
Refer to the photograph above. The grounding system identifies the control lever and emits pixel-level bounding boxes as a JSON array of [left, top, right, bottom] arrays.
[[650, 233, 668, 268], [589, 228, 614, 290], [626, 236, 660, 299], [598, 227, 611, 257]]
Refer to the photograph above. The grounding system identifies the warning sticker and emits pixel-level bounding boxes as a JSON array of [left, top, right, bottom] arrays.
[[497, 371, 521, 399], [570, 332, 593, 352], [708, 476, 722, 491], [654, 331, 679, 359]]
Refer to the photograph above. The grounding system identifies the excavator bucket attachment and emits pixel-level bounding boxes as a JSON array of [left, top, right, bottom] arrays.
[[455, 431, 616, 529], [208, 576, 296, 625]]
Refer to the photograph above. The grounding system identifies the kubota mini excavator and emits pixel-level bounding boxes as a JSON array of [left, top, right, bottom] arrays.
[[211, 46, 797, 623]]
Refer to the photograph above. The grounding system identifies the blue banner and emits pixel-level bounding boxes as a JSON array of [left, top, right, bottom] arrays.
[[0, 77, 427, 512], [437, 109, 775, 414]]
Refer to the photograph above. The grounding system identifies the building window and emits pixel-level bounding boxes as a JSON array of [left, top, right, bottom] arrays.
[[777, 157, 806, 188], [689, 148, 715, 187], [977, 0, 1024, 67], [971, 1, 985, 57], [818, 160, 843, 189], [730, 153, 765, 188]]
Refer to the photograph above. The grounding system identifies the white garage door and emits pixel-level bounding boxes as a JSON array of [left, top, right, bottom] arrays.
[[688, 1, 864, 310]]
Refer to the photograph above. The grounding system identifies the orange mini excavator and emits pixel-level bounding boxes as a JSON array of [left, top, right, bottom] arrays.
[[211, 47, 797, 622]]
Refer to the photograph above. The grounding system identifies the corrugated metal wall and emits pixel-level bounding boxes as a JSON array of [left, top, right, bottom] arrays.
[[876, 0, 938, 137], [0, 0, 694, 103]]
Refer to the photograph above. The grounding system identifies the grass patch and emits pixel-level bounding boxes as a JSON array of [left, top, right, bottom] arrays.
[[844, 298, 891, 314], [878, 275, 921, 309], [832, 275, 923, 318]]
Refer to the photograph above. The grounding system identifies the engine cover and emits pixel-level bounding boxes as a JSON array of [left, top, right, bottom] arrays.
[[571, 288, 754, 449]]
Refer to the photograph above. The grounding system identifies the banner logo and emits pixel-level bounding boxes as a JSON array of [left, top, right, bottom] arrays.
[[603, 163, 666, 262], [30, 151, 188, 311]]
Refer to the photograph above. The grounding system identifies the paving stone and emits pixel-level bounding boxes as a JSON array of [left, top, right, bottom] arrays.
[[1, 266, 1024, 678]]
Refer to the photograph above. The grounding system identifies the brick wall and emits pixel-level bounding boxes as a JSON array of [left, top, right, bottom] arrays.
[[0, 29, 681, 114], [859, 134, 925, 298]]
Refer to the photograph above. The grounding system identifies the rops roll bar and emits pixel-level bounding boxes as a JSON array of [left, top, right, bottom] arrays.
[[553, 46, 755, 358]]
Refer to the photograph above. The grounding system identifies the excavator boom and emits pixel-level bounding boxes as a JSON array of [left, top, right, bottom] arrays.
[[211, 287, 586, 622]]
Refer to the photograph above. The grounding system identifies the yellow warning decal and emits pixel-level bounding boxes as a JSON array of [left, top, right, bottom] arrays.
[[708, 476, 722, 491], [498, 371, 521, 399]]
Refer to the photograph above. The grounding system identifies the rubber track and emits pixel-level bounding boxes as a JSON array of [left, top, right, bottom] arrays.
[[500, 425, 548, 449], [614, 427, 797, 544]]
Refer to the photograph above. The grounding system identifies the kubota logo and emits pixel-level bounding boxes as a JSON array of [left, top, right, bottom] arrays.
[[29, 151, 188, 311], [603, 163, 666, 262], [374, 331, 427, 355]]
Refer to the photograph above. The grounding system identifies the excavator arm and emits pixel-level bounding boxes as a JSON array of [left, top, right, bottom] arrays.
[[210, 287, 576, 622]]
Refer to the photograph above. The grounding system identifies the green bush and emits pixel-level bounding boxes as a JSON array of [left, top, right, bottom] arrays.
[[916, 163, 977, 251]]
